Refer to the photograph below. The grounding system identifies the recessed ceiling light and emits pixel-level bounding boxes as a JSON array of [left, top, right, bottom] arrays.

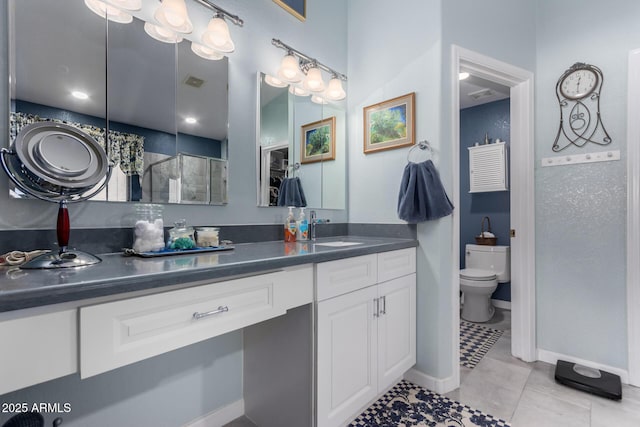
[[185, 117, 197, 124], [459, 72, 470, 80], [72, 91, 89, 100]]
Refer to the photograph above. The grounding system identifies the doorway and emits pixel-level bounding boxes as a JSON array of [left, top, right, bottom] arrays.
[[450, 46, 536, 391]]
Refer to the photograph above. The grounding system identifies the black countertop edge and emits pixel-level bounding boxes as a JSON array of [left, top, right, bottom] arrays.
[[0, 237, 418, 313]]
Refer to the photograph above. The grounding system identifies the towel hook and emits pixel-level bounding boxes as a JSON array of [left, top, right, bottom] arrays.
[[407, 140, 433, 162]]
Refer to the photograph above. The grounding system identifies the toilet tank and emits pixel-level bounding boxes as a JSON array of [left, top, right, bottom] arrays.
[[465, 244, 511, 283]]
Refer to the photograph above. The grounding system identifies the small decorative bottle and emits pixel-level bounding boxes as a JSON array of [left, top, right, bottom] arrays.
[[284, 207, 297, 242]]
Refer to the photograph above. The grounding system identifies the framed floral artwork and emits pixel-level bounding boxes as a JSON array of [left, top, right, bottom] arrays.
[[301, 116, 335, 164], [363, 92, 415, 154], [273, 0, 306, 21]]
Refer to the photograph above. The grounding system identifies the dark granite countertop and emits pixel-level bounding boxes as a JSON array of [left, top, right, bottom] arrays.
[[0, 236, 417, 313]]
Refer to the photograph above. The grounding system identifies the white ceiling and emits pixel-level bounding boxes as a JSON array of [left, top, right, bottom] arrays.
[[459, 74, 510, 109], [12, 0, 228, 141]]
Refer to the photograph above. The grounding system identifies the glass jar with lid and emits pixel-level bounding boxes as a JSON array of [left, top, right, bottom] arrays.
[[167, 219, 196, 250], [133, 204, 164, 253], [195, 227, 220, 247]]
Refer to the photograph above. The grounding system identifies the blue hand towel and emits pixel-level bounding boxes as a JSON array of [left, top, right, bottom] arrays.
[[277, 177, 307, 207], [397, 160, 454, 223]]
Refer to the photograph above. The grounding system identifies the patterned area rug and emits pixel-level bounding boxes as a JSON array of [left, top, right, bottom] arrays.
[[460, 320, 504, 369], [349, 380, 510, 427]]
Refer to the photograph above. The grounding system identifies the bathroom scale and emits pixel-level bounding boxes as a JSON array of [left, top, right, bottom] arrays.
[[554, 359, 622, 400]]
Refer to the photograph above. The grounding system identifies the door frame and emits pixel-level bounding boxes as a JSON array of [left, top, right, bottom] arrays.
[[626, 48, 640, 387], [450, 46, 536, 388]]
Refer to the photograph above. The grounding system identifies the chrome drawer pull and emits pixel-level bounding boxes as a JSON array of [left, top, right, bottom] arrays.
[[193, 306, 229, 320], [380, 295, 386, 315], [373, 298, 379, 318]]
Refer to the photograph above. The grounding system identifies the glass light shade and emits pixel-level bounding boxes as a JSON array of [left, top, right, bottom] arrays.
[[202, 17, 234, 53], [107, 0, 141, 10], [311, 95, 328, 105], [154, 0, 193, 34], [289, 85, 310, 97], [324, 77, 346, 101], [265, 75, 288, 88], [277, 55, 302, 83], [85, 0, 133, 23], [191, 42, 224, 60], [303, 67, 325, 92], [144, 22, 183, 44]]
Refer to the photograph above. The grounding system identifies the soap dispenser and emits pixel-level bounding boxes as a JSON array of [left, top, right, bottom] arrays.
[[284, 207, 297, 242], [297, 207, 309, 241]]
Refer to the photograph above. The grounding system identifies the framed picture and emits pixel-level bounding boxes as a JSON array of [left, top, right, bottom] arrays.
[[301, 116, 336, 164], [363, 92, 415, 154], [273, 0, 306, 22]]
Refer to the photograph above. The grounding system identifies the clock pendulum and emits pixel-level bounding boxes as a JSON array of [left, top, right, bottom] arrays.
[[552, 62, 612, 152]]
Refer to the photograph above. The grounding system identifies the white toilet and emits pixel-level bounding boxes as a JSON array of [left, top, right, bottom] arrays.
[[460, 244, 510, 322]]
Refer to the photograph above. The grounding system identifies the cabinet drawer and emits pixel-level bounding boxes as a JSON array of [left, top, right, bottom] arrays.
[[377, 248, 416, 283], [316, 254, 377, 301], [0, 309, 77, 395], [80, 266, 312, 378]]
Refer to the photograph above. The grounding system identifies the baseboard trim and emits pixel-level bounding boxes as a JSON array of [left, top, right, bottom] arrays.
[[183, 399, 245, 427], [491, 299, 511, 310], [536, 348, 629, 384], [404, 368, 457, 394]]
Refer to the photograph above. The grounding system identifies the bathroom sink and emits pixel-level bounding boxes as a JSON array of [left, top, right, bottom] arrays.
[[314, 241, 364, 247]]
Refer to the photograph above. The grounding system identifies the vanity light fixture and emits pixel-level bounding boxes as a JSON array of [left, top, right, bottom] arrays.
[[459, 72, 470, 80], [324, 75, 346, 101], [185, 117, 197, 124], [71, 90, 89, 100], [303, 64, 325, 93], [278, 54, 303, 83], [201, 14, 234, 53], [154, 0, 193, 34], [264, 75, 288, 88], [272, 39, 347, 100], [144, 22, 184, 44], [191, 42, 224, 60], [289, 85, 310, 97], [84, 0, 243, 57], [311, 95, 328, 105], [84, 0, 133, 23]]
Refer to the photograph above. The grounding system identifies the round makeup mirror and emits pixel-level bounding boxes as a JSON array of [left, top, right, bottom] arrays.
[[1, 122, 112, 268]]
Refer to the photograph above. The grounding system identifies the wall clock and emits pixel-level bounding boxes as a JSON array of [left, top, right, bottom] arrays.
[[552, 62, 612, 152]]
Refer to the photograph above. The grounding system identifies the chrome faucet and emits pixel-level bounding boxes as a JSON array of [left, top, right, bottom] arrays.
[[309, 210, 317, 241]]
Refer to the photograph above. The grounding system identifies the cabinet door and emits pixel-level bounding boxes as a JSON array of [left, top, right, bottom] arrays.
[[317, 286, 378, 427], [377, 273, 416, 392]]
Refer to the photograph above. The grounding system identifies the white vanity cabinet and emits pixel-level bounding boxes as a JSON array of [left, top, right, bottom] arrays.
[[316, 248, 416, 427], [80, 265, 313, 378], [0, 308, 78, 396]]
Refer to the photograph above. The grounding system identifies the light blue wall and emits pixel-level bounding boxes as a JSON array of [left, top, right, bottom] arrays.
[[0, 0, 348, 230], [347, 0, 445, 378], [534, 0, 640, 369], [348, 0, 536, 380], [460, 100, 511, 301]]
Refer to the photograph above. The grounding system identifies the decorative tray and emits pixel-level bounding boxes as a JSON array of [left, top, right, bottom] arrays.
[[123, 246, 234, 258]]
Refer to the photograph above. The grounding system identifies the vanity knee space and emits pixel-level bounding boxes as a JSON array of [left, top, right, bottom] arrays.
[[316, 248, 416, 427]]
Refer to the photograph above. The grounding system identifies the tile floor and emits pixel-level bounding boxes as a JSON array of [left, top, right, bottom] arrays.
[[225, 307, 640, 426], [447, 308, 640, 427]]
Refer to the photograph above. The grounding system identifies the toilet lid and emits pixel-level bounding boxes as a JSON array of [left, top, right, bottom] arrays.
[[460, 268, 496, 281]]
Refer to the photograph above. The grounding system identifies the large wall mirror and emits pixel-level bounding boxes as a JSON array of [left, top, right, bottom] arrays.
[[257, 73, 346, 210], [8, 0, 228, 205]]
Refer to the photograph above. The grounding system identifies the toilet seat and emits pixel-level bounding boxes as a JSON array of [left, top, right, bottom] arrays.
[[459, 268, 496, 281]]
